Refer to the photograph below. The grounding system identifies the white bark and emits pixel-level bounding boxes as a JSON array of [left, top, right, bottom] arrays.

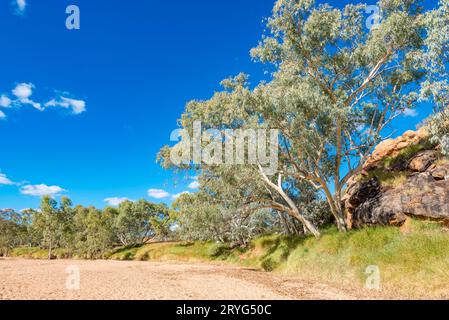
[[257, 164, 321, 238]]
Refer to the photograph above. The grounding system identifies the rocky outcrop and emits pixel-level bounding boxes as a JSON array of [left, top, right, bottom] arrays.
[[363, 127, 430, 170], [343, 128, 449, 228]]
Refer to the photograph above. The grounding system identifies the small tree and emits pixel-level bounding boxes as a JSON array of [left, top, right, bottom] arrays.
[[33, 196, 60, 259], [57, 197, 76, 253], [0, 210, 28, 256], [113, 200, 170, 246]]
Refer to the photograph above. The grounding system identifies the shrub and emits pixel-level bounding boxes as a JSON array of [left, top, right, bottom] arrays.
[[261, 258, 278, 272], [207, 243, 230, 258]]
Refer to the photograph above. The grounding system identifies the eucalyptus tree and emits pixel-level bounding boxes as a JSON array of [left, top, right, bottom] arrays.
[[73, 205, 115, 259], [159, 74, 326, 237], [172, 192, 229, 243], [58, 197, 76, 251], [0, 209, 28, 255], [181, 166, 327, 240], [249, 0, 449, 231], [113, 199, 170, 246], [28, 196, 77, 258], [32, 196, 61, 259], [422, 0, 449, 155], [160, 0, 449, 234], [172, 172, 284, 246]]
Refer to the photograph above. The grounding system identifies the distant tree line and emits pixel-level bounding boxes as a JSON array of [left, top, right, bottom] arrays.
[[0, 196, 171, 259], [1, 193, 314, 257]]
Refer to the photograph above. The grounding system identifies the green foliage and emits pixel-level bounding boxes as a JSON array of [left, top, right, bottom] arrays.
[[114, 200, 170, 246], [73, 206, 115, 259], [5, 197, 172, 259], [172, 191, 281, 246], [0, 215, 27, 256], [428, 108, 449, 156], [31, 197, 58, 258], [261, 258, 278, 272]]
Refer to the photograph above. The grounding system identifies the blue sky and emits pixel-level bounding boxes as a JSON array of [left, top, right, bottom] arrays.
[[0, 0, 432, 210]]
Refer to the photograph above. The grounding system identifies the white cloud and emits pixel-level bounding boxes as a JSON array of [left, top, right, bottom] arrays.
[[13, 83, 33, 100], [172, 191, 190, 200], [14, 0, 26, 14], [1, 83, 86, 118], [20, 184, 66, 197], [356, 124, 366, 132], [45, 97, 86, 115], [188, 180, 200, 189], [12, 83, 43, 111], [0, 111, 5, 119], [187, 175, 200, 190], [403, 108, 418, 118], [104, 197, 131, 206], [17, 0, 26, 11], [147, 189, 171, 199], [25, 99, 42, 110], [0, 173, 14, 185], [0, 95, 12, 108]]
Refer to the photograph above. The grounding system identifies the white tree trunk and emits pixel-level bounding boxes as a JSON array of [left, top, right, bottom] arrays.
[[258, 165, 321, 238]]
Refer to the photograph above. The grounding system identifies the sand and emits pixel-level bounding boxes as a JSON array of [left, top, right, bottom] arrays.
[[0, 259, 359, 300]]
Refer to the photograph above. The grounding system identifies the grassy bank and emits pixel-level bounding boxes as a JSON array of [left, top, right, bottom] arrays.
[[11, 219, 449, 299]]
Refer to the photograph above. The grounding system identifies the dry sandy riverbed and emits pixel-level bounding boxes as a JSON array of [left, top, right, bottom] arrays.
[[0, 259, 362, 300]]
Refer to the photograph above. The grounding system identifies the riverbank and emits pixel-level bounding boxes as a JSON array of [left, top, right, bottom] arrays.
[[8, 219, 449, 299]]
